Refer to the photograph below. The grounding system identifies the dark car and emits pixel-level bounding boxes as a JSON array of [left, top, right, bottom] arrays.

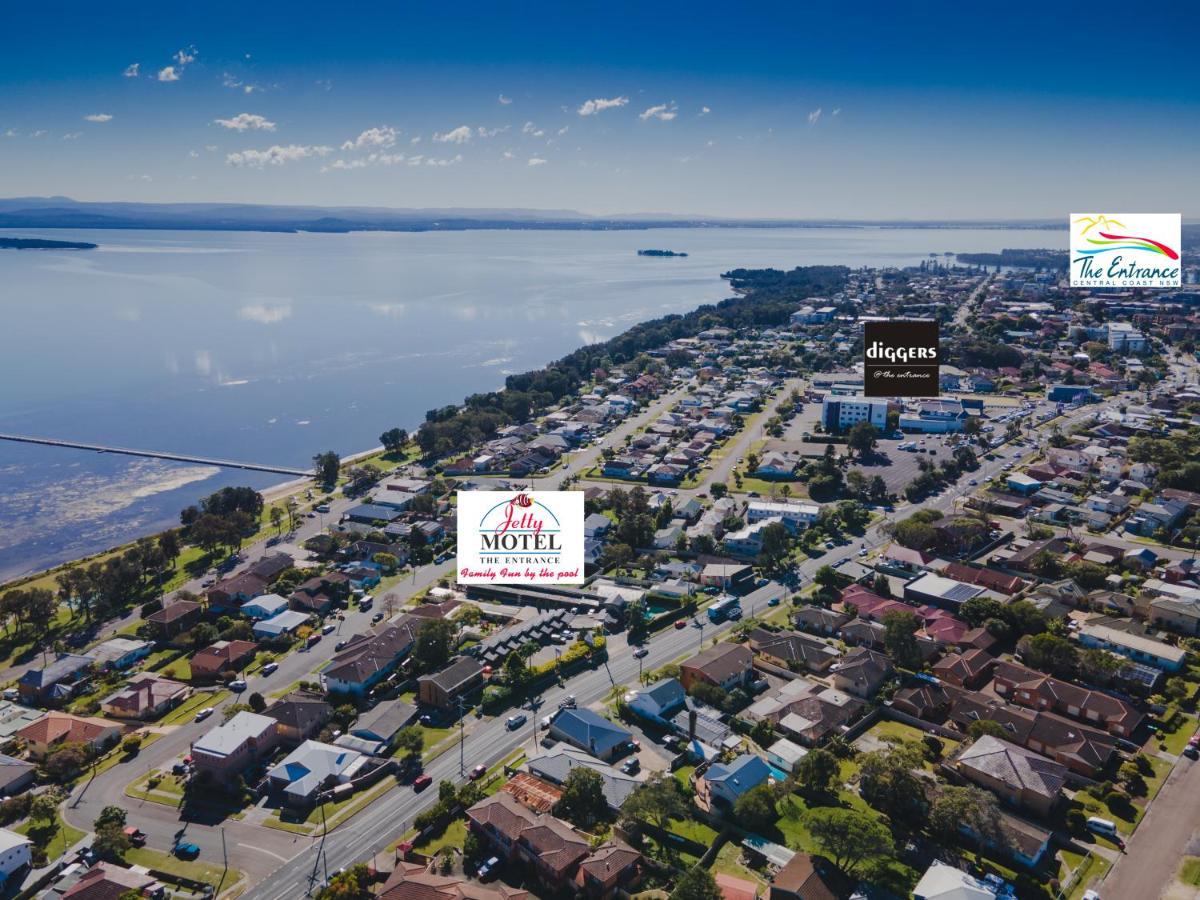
[[470, 764, 487, 780], [412, 774, 433, 791], [174, 842, 201, 860], [1185, 745, 1199, 760]]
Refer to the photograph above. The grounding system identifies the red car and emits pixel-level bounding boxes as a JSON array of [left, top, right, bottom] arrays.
[[413, 774, 433, 791], [1188, 733, 1200, 748], [470, 764, 487, 780], [674, 619, 686, 629]]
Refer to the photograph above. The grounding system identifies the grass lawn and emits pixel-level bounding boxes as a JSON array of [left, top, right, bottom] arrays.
[[1179, 857, 1200, 887], [710, 840, 767, 888], [125, 770, 186, 806], [125, 846, 242, 892], [415, 818, 467, 855], [159, 690, 227, 725], [16, 812, 85, 862], [1156, 712, 1197, 756], [1066, 851, 1110, 900]]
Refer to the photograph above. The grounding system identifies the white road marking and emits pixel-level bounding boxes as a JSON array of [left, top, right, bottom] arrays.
[[237, 843, 290, 862]]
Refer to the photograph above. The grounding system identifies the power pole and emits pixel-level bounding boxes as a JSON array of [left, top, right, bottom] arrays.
[[458, 696, 466, 779]]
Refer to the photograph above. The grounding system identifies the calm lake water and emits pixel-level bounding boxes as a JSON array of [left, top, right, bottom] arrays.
[[0, 225, 1050, 580]]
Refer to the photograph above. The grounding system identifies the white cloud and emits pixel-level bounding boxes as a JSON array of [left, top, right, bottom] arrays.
[[425, 154, 462, 167], [215, 113, 276, 132], [188, 149, 199, 158], [30, 130, 47, 138], [226, 144, 332, 167], [4, 129, 17, 138], [84, 113, 113, 123], [123, 63, 139, 78], [498, 94, 512, 105], [557, 125, 570, 136], [700, 106, 711, 116], [501, 150, 514, 160], [222, 72, 261, 94], [577, 96, 628, 116], [521, 121, 544, 137], [639, 103, 677, 122], [527, 157, 547, 167], [410, 136, 421, 145], [434, 125, 473, 144], [476, 125, 508, 138], [832, 108, 841, 117], [238, 302, 292, 325], [174, 47, 197, 66], [807, 107, 822, 125], [341, 126, 398, 151], [205, 144, 218, 152], [157, 66, 180, 82], [62, 132, 82, 140]]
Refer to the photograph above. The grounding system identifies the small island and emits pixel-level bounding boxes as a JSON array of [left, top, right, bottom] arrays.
[[0, 237, 98, 251], [637, 248, 688, 257]]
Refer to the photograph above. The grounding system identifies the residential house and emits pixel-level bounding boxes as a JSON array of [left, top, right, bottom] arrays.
[[323, 617, 423, 696], [16, 713, 121, 759], [892, 681, 957, 721], [792, 606, 850, 637], [747, 628, 840, 674], [525, 748, 641, 815], [263, 692, 333, 747], [88, 637, 152, 670], [698, 753, 771, 811], [336, 698, 417, 755], [768, 852, 850, 900], [266, 740, 367, 807], [765, 738, 808, 775], [57, 862, 163, 900], [145, 599, 204, 640], [912, 862, 996, 900], [830, 648, 894, 698], [1077, 622, 1187, 671], [190, 639, 257, 681], [0, 829, 31, 885], [931, 650, 996, 689], [951, 735, 1067, 818], [191, 711, 279, 776], [101, 675, 191, 720], [626, 679, 687, 727], [18, 653, 94, 706], [699, 564, 755, 592], [418, 656, 485, 709], [0, 755, 35, 797], [547, 708, 632, 762], [206, 571, 269, 612], [680, 643, 754, 693], [253, 610, 311, 639], [241, 593, 290, 620], [992, 660, 1144, 736]]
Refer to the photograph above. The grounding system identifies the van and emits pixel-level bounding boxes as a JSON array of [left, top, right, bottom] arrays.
[[1086, 816, 1117, 837], [506, 714, 527, 730], [358, 595, 374, 611]]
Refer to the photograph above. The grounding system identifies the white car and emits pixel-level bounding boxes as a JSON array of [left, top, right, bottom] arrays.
[[195, 707, 214, 722]]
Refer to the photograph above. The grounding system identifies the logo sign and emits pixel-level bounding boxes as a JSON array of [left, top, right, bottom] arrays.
[[1070, 213, 1181, 288], [457, 491, 584, 585], [863, 319, 940, 397]]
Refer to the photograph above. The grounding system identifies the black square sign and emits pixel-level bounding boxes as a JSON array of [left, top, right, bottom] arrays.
[[863, 320, 940, 397]]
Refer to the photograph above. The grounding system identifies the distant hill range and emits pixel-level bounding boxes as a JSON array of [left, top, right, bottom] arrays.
[[0, 197, 1078, 235], [0, 236, 97, 250]]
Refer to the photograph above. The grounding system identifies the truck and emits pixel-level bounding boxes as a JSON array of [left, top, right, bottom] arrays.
[[707, 596, 741, 623]]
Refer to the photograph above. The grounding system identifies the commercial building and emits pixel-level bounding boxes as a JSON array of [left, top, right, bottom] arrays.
[[820, 396, 889, 433]]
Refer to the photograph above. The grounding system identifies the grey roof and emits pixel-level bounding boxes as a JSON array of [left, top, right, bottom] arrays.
[[351, 698, 417, 741], [0, 753, 35, 789], [548, 708, 631, 758], [526, 749, 639, 811], [705, 753, 771, 796], [194, 711, 276, 759], [956, 734, 1067, 802], [267, 740, 365, 799], [19, 653, 93, 689]]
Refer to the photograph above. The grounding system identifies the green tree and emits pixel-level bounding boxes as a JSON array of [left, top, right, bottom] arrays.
[[847, 422, 879, 459], [394, 726, 424, 760], [313, 451, 341, 487], [620, 773, 689, 833], [928, 785, 1007, 851], [858, 742, 926, 822], [670, 866, 722, 900], [756, 522, 793, 574], [967, 719, 1008, 740], [555, 767, 609, 829], [413, 618, 457, 672], [94, 821, 131, 861], [1019, 632, 1079, 678], [805, 807, 895, 877], [269, 505, 284, 535], [960, 596, 1005, 628], [796, 747, 840, 796], [380, 427, 409, 454], [733, 783, 777, 831], [882, 610, 923, 670], [316, 863, 373, 900]]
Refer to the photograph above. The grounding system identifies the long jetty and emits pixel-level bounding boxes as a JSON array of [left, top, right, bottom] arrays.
[[0, 433, 312, 477]]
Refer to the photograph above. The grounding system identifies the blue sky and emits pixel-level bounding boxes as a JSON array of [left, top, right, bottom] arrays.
[[1, 1, 1197, 218]]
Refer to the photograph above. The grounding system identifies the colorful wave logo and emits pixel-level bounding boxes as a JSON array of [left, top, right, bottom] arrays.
[[1073, 215, 1179, 260]]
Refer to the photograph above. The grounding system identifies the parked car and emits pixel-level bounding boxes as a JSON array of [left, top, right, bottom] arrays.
[[559, 696, 576, 709], [470, 764, 487, 780], [372, 612, 385, 623], [674, 619, 687, 629], [228, 679, 248, 693], [633, 647, 649, 658], [1184, 746, 1199, 760], [506, 714, 527, 730], [195, 707, 214, 722], [620, 757, 640, 775], [174, 842, 201, 860], [477, 856, 501, 880], [124, 827, 146, 847], [261, 662, 279, 676], [322, 623, 336, 635], [412, 774, 433, 791]]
